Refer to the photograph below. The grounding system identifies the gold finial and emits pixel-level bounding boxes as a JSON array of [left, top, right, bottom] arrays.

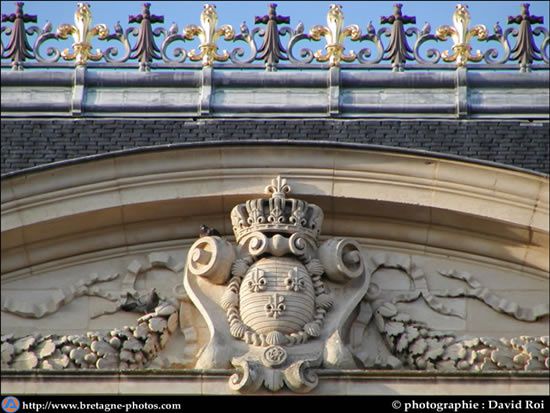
[[309, 4, 361, 66], [57, 3, 108, 66], [435, 4, 488, 66], [265, 176, 291, 199], [184, 4, 235, 66]]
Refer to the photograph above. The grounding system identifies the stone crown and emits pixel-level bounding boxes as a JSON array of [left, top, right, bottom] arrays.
[[230, 176, 324, 244]]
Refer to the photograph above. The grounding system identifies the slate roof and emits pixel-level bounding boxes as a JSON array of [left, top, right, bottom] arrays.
[[2, 118, 548, 176]]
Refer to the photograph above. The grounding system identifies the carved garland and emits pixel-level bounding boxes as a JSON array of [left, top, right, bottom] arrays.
[[372, 302, 549, 371], [1, 252, 184, 371], [1, 301, 178, 370], [349, 252, 550, 372]]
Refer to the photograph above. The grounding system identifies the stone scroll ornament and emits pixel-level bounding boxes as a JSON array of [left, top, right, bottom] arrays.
[[183, 176, 369, 393]]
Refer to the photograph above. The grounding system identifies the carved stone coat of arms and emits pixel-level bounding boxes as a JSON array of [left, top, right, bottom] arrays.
[[184, 176, 369, 392]]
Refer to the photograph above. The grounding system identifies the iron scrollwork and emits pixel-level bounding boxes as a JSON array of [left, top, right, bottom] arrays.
[[1, 2, 549, 72], [508, 3, 548, 71], [1, 2, 39, 70], [380, 3, 416, 71], [127, 2, 163, 70], [251, 3, 290, 70]]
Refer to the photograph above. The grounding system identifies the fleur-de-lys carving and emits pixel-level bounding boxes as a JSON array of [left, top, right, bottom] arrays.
[[268, 199, 284, 223], [508, 3, 546, 71], [290, 199, 307, 226], [184, 4, 235, 66], [128, 3, 164, 71], [380, 3, 416, 71], [435, 4, 488, 66], [265, 175, 291, 199], [1, 2, 39, 70], [247, 268, 267, 292], [266, 176, 290, 224], [246, 199, 265, 224], [57, 3, 108, 66], [309, 4, 361, 66], [254, 3, 290, 71], [265, 293, 286, 318], [285, 267, 305, 292]]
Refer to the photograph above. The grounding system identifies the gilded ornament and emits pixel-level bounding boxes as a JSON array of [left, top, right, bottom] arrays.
[[184, 4, 235, 66], [309, 4, 360, 66], [435, 4, 488, 66], [56, 3, 108, 66]]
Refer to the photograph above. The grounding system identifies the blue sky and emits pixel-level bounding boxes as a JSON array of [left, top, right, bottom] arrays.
[[1, 1, 549, 63], [2, 1, 548, 31]]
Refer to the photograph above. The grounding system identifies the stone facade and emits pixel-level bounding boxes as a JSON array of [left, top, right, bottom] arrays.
[[1, 1, 549, 395], [2, 163, 548, 393]]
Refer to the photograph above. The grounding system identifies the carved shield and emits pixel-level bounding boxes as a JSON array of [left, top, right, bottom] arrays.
[[239, 257, 315, 335]]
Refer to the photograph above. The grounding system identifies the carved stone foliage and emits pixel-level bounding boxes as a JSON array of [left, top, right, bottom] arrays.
[[184, 175, 367, 393], [372, 303, 549, 372], [1, 2, 548, 70], [1, 301, 179, 370], [1, 251, 184, 370], [1, 175, 548, 392], [349, 252, 549, 372]]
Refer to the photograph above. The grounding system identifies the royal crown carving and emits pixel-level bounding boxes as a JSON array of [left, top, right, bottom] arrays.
[[230, 176, 323, 245]]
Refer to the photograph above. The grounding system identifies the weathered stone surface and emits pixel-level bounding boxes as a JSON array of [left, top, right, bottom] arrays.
[[35, 340, 56, 359], [12, 352, 38, 369]]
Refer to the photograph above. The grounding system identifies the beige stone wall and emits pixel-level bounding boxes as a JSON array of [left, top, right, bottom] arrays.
[[2, 244, 547, 347], [1, 146, 548, 394]]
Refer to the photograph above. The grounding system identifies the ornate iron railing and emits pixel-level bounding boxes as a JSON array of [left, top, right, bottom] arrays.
[[1, 2, 549, 71]]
